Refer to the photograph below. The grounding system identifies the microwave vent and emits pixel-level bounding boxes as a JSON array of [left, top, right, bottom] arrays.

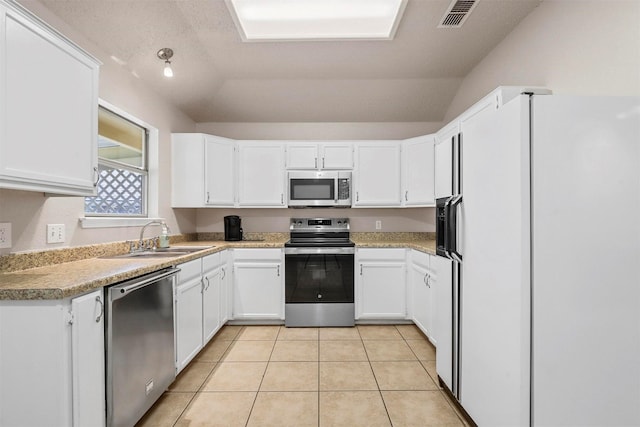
[[438, 0, 478, 28]]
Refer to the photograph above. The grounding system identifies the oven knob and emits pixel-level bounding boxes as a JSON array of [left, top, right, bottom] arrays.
[[317, 293, 322, 299]]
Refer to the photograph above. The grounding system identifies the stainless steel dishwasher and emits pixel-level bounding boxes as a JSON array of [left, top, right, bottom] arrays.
[[105, 267, 179, 427]]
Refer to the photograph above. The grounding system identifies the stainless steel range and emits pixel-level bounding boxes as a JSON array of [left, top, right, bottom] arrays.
[[284, 218, 355, 327]]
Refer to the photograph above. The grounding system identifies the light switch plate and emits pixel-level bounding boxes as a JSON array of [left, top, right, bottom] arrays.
[[47, 224, 65, 244], [0, 223, 11, 248]]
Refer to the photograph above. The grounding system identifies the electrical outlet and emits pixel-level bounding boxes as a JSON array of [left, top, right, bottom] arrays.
[[47, 224, 65, 244], [0, 223, 11, 249], [375, 220, 382, 230]]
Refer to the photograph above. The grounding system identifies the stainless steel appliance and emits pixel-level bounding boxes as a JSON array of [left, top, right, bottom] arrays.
[[285, 218, 355, 327], [224, 215, 243, 241], [105, 268, 178, 427], [288, 171, 351, 207]]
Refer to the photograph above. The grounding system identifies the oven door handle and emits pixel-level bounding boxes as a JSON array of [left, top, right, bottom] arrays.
[[285, 247, 355, 255]]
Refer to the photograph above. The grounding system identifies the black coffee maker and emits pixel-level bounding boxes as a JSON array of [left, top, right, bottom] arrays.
[[224, 215, 243, 241]]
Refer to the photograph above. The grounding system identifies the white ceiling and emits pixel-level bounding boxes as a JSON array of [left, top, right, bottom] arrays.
[[35, 0, 541, 123]]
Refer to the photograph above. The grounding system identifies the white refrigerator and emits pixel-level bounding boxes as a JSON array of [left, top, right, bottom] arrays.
[[437, 92, 640, 426]]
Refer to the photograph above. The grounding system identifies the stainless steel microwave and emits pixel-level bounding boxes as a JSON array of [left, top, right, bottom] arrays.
[[288, 171, 352, 207]]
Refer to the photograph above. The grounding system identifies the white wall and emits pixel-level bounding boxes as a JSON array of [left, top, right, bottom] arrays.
[[0, 0, 197, 253], [444, 0, 640, 121]]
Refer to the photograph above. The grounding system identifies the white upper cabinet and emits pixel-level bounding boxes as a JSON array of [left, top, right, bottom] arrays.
[[402, 135, 435, 206], [237, 141, 286, 207], [171, 133, 235, 207], [0, 1, 100, 196], [286, 142, 353, 170], [435, 123, 458, 199], [353, 142, 402, 207], [204, 135, 236, 206]]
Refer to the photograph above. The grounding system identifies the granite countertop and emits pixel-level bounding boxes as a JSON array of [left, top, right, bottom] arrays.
[[0, 234, 435, 301]]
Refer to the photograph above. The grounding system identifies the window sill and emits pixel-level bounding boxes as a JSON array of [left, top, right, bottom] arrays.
[[79, 217, 165, 229]]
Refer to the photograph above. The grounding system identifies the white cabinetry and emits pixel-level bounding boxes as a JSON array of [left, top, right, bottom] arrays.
[[172, 133, 235, 207], [432, 253, 453, 387], [402, 135, 435, 206], [353, 142, 402, 207], [237, 142, 286, 207], [232, 249, 284, 320], [0, 289, 105, 427], [0, 1, 100, 196], [286, 142, 353, 170], [174, 252, 227, 373], [409, 250, 436, 344], [356, 248, 407, 319]]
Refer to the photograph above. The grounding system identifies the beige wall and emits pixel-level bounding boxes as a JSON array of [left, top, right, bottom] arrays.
[[0, 0, 197, 254], [444, 0, 640, 121]]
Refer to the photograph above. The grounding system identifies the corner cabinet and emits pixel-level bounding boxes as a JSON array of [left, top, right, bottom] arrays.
[[0, 289, 106, 427], [0, 1, 100, 196], [353, 142, 402, 207], [172, 133, 235, 208], [237, 142, 287, 207]]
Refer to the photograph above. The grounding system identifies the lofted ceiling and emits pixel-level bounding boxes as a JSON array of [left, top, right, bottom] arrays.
[[34, 0, 540, 123]]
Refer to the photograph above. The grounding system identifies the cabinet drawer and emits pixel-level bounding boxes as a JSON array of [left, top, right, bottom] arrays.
[[410, 250, 430, 268], [357, 248, 406, 261], [202, 252, 222, 271], [232, 248, 282, 262], [178, 259, 202, 282]]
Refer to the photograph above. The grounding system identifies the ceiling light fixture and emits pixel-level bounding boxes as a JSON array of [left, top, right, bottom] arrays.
[[157, 48, 174, 78], [225, 0, 407, 41]]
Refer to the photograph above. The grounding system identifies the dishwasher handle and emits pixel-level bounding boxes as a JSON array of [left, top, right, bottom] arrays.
[[110, 268, 180, 301]]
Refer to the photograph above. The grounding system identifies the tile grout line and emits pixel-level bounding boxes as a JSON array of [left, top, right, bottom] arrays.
[[243, 326, 280, 427], [360, 325, 395, 427]]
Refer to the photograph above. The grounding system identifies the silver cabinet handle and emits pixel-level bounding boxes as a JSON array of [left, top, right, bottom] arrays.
[[405, 190, 409, 201], [423, 273, 428, 286], [356, 192, 359, 202], [277, 265, 280, 276], [315, 157, 318, 169], [95, 295, 104, 323], [206, 191, 210, 203], [221, 267, 226, 280], [281, 193, 284, 205], [322, 157, 325, 168], [204, 276, 210, 290], [93, 166, 100, 187], [360, 264, 363, 275]]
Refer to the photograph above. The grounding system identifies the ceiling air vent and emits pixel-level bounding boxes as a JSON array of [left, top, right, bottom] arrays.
[[438, 0, 478, 28]]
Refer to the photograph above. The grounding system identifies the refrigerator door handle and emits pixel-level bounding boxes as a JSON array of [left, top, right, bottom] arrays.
[[443, 196, 453, 260], [447, 195, 463, 262]]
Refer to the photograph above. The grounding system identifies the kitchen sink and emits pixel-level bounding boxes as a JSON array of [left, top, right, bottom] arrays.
[[100, 245, 213, 259]]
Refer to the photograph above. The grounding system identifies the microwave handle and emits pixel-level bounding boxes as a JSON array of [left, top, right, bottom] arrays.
[[334, 178, 339, 202]]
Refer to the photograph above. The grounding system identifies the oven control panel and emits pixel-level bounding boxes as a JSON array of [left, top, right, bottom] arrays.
[[290, 218, 349, 231]]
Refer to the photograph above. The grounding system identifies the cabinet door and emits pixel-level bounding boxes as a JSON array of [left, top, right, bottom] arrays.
[[233, 262, 283, 319], [175, 277, 204, 373], [171, 134, 205, 207], [237, 142, 286, 207], [432, 255, 453, 390], [321, 143, 353, 169], [356, 261, 406, 319], [286, 143, 319, 169], [220, 254, 232, 322], [411, 263, 431, 338], [202, 267, 222, 343], [0, 6, 99, 196], [71, 290, 106, 427], [402, 135, 435, 206], [204, 135, 235, 206], [353, 143, 401, 207], [435, 123, 458, 199]]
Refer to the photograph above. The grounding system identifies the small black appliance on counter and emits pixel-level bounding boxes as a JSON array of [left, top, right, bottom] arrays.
[[224, 215, 243, 241]]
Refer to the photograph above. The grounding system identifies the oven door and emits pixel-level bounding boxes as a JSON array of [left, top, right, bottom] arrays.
[[284, 247, 355, 303]]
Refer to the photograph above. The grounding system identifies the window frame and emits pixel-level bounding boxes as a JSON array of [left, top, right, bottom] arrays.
[[80, 99, 161, 229]]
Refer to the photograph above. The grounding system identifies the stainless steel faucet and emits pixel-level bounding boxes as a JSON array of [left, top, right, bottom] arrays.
[[137, 220, 169, 251]]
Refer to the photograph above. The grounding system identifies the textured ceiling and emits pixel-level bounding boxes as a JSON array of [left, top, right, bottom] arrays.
[[34, 0, 541, 123]]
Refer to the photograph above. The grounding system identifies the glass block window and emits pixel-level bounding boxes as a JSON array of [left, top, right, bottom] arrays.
[[85, 106, 148, 217]]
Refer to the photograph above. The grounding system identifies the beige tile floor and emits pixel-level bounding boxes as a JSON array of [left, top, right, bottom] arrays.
[[136, 324, 469, 427]]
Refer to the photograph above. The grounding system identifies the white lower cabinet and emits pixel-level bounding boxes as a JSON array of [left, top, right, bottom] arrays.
[[174, 251, 227, 373], [232, 249, 284, 320], [409, 250, 435, 344], [0, 289, 105, 427], [356, 248, 407, 319]]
